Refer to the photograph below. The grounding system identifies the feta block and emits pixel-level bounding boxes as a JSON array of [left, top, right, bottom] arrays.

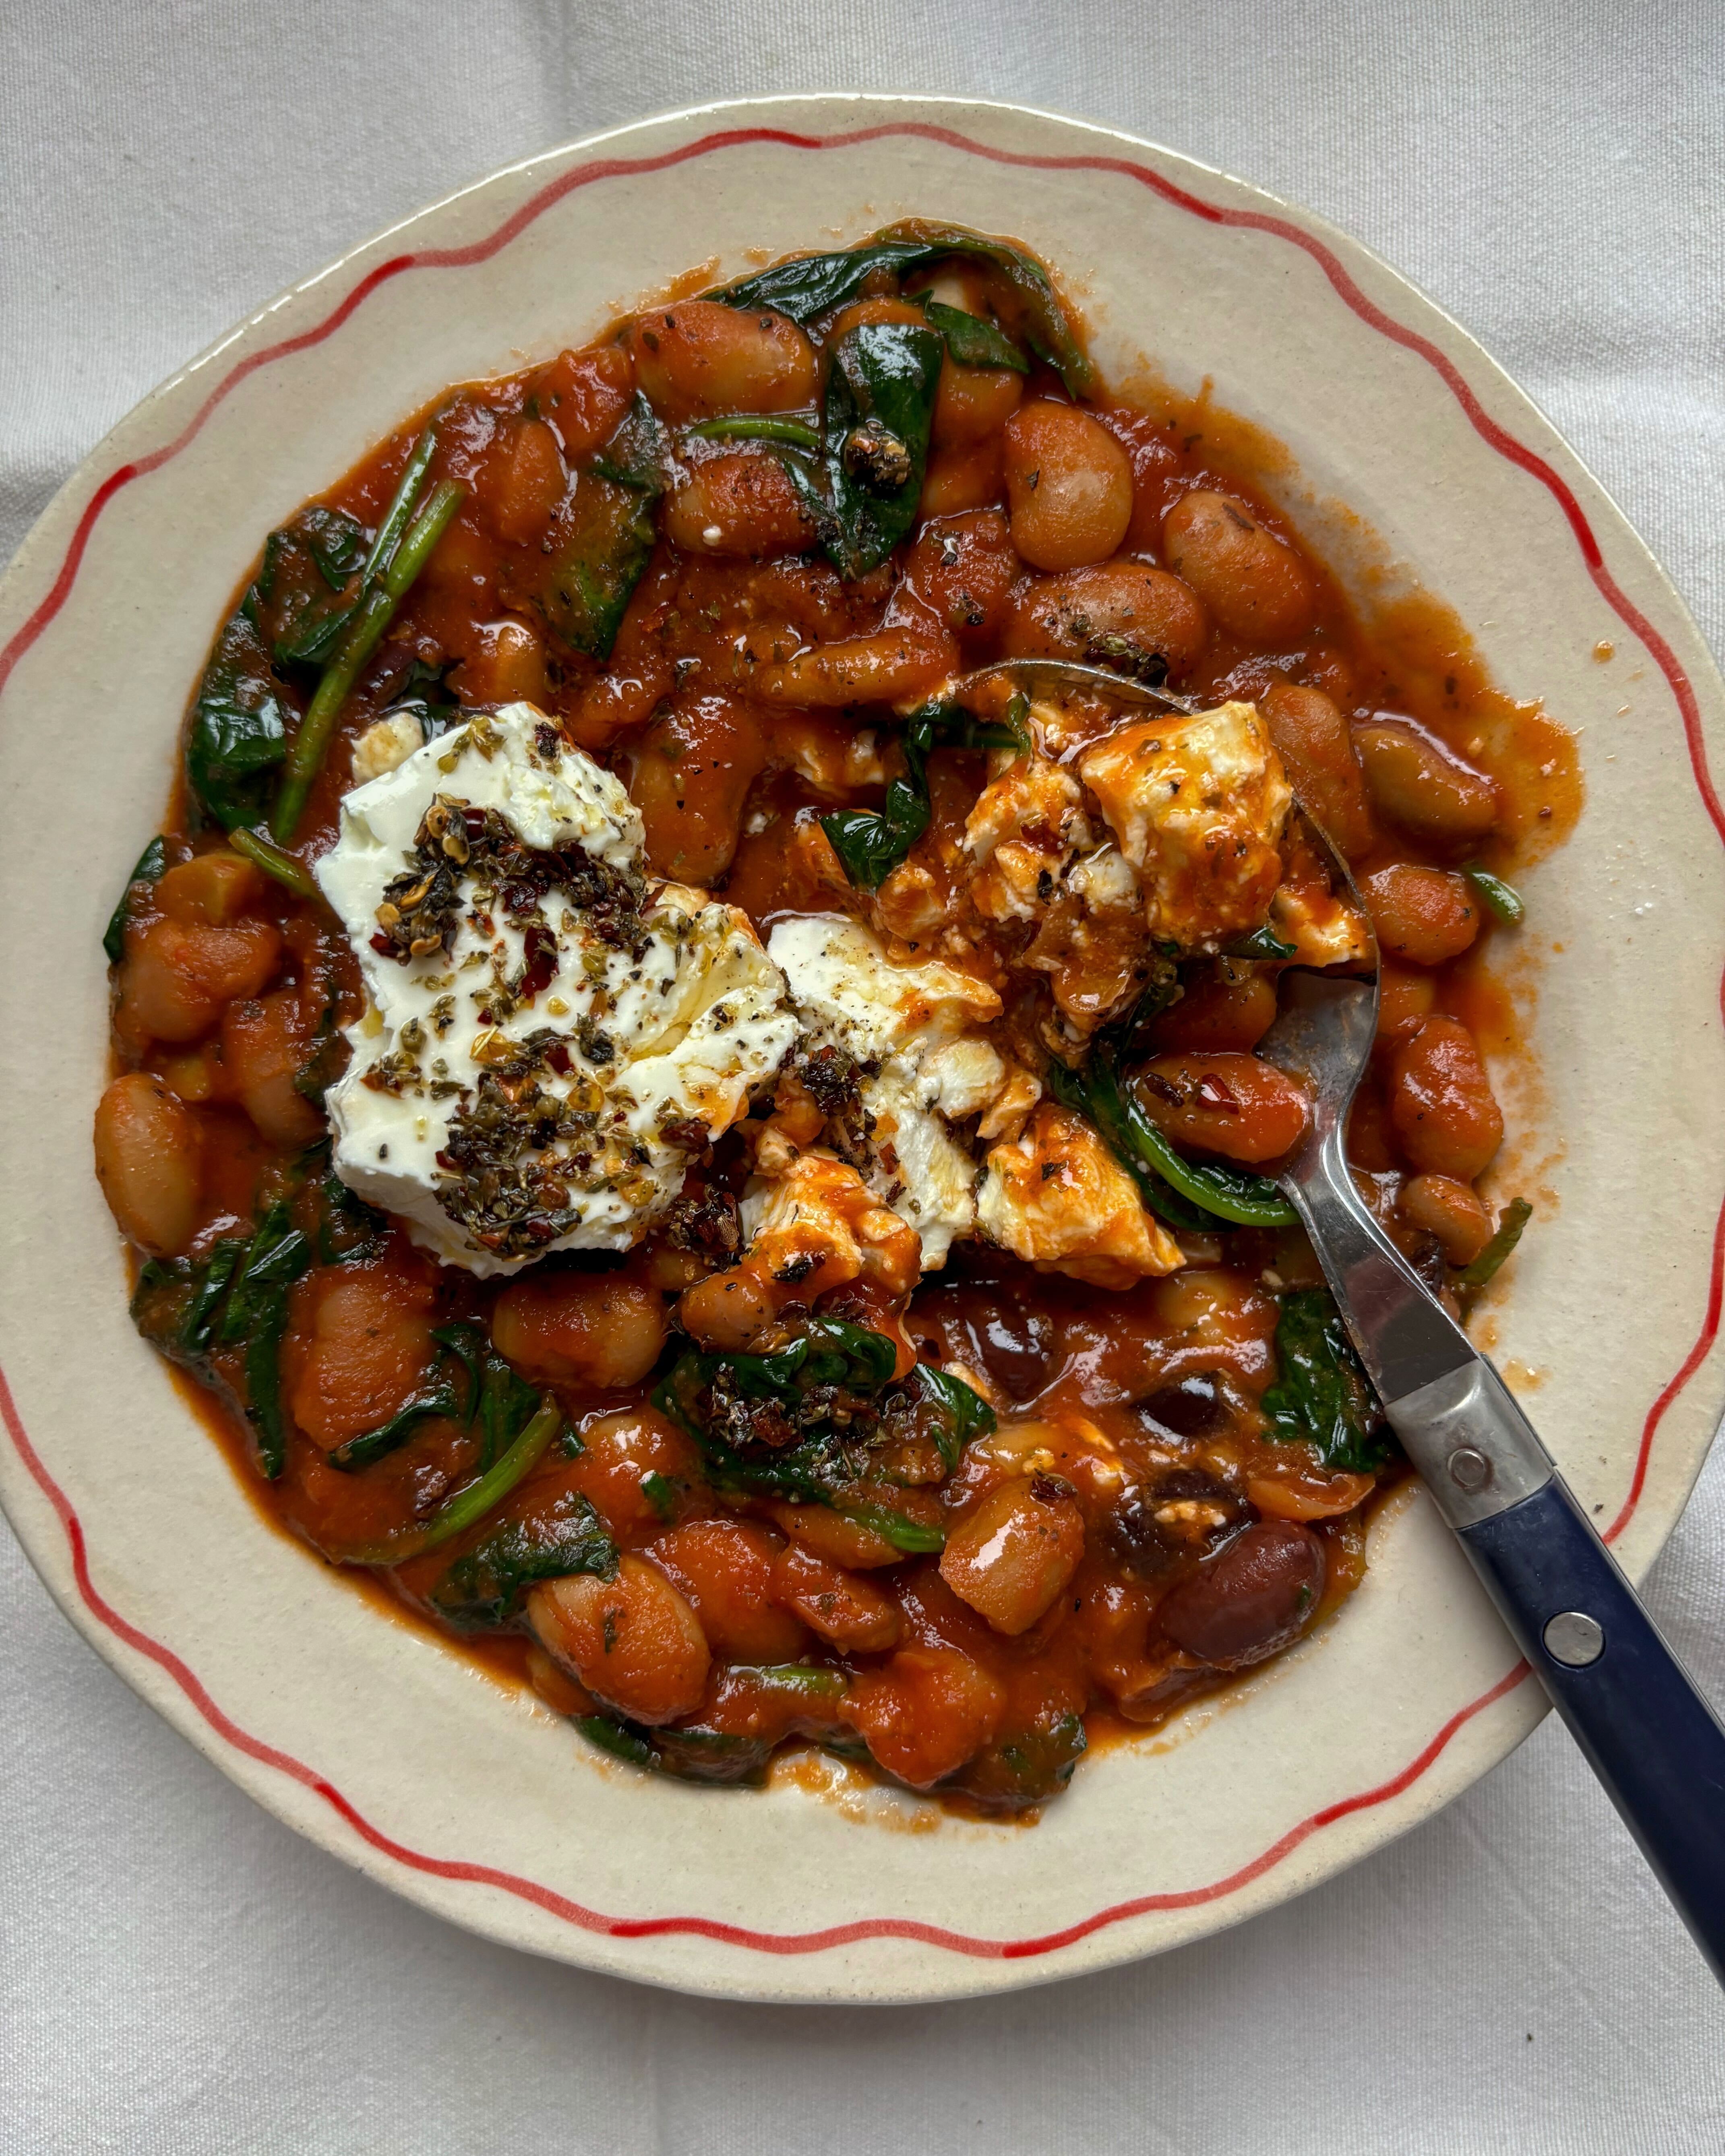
[[316, 703, 796, 1275], [766, 915, 1006, 1268], [976, 1103, 1185, 1289], [1078, 701, 1291, 953]]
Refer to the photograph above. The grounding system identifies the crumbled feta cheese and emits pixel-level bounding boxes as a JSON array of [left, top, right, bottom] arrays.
[[1065, 844, 1139, 912], [976, 1103, 1185, 1288], [921, 1037, 1007, 1120], [350, 708, 427, 786], [316, 703, 796, 1275], [1078, 701, 1291, 953], [766, 915, 1004, 1268], [1270, 879, 1373, 967], [962, 750, 1092, 924]]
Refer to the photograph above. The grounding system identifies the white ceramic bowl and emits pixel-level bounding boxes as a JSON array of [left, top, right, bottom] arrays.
[[4, 94, 1723, 2005]]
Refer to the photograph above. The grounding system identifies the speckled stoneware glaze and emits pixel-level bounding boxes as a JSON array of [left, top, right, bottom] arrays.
[[3, 95, 1721, 2004]]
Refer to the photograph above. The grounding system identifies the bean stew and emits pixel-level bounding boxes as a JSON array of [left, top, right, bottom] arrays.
[[94, 223, 1575, 1814]]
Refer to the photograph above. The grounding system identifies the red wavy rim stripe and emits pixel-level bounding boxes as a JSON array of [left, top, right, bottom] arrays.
[[2, 116, 1720, 1965]]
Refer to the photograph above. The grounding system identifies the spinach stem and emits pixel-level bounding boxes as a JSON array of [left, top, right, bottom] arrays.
[[361, 426, 438, 583], [1462, 862, 1526, 926], [841, 1501, 945, 1553], [1456, 1197, 1532, 1288], [685, 414, 822, 449], [270, 478, 463, 840], [230, 827, 321, 901], [1049, 1052, 1297, 1229], [329, 1394, 563, 1566]]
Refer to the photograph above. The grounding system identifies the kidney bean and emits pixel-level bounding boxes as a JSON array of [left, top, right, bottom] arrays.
[[1361, 864, 1481, 967], [117, 914, 282, 1046], [767, 1501, 904, 1571], [527, 1557, 710, 1725], [1156, 1519, 1326, 1666], [1353, 718, 1500, 845], [1134, 1372, 1229, 1438], [844, 1645, 1007, 1787], [1376, 961, 1439, 1044], [1245, 1470, 1376, 1522], [1162, 490, 1315, 642], [662, 451, 819, 559], [157, 852, 265, 925], [1002, 559, 1210, 682], [1003, 401, 1133, 570], [932, 354, 1024, 449], [627, 299, 817, 421], [1388, 1016, 1504, 1179], [749, 623, 958, 708], [564, 1410, 707, 1544], [1261, 682, 1374, 858], [939, 1474, 1087, 1635], [532, 343, 634, 460], [525, 1641, 596, 1720], [1148, 967, 1278, 1052], [772, 1544, 903, 1653], [920, 435, 1005, 518], [649, 1519, 808, 1662], [220, 989, 324, 1149], [1133, 1053, 1309, 1164], [898, 511, 1020, 643], [1398, 1172, 1493, 1265], [92, 1071, 203, 1257], [1104, 1465, 1245, 1578], [1098, 405, 1186, 551], [491, 1267, 668, 1390], [481, 417, 567, 546], [287, 1265, 438, 1447], [823, 296, 929, 343], [909, 1283, 1058, 1404], [453, 619, 548, 706], [627, 692, 767, 885]]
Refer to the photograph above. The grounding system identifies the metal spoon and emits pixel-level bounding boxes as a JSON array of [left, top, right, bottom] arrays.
[[961, 657, 1725, 1979], [951, 655, 1200, 719]]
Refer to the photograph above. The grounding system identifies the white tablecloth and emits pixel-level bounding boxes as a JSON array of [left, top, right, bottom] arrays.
[[4, 3, 1723, 2146]]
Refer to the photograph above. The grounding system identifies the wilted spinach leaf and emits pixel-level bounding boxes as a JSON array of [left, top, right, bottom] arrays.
[[797, 321, 942, 579], [1044, 1050, 1297, 1230], [102, 836, 166, 964], [1260, 1288, 1390, 1473], [656, 1315, 900, 1445], [709, 238, 937, 323], [428, 1486, 617, 1630], [916, 294, 1027, 373], [708, 219, 1093, 396], [572, 1666, 850, 1784], [538, 395, 671, 659], [821, 695, 1029, 889], [878, 218, 1096, 396], [253, 506, 368, 666], [951, 1707, 1087, 1809], [185, 608, 291, 831], [132, 1203, 310, 1477], [904, 1359, 997, 1474], [326, 1319, 542, 1474], [654, 1315, 977, 1553], [1227, 924, 1298, 960]]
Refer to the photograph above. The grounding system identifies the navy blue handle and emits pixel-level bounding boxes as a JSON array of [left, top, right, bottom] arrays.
[[1459, 1475, 1725, 1982]]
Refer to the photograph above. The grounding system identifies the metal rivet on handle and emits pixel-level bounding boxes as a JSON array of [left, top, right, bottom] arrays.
[[1447, 1445, 1493, 1493], [1543, 1611, 1605, 1667]]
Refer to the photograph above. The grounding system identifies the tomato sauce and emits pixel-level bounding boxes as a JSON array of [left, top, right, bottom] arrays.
[[95, 227, 1574, 1816]]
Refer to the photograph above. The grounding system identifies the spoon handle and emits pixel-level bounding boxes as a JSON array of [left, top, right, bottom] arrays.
[[1452, 1467, 1725, 1983], [1287, 1129, 1725, 1984]]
